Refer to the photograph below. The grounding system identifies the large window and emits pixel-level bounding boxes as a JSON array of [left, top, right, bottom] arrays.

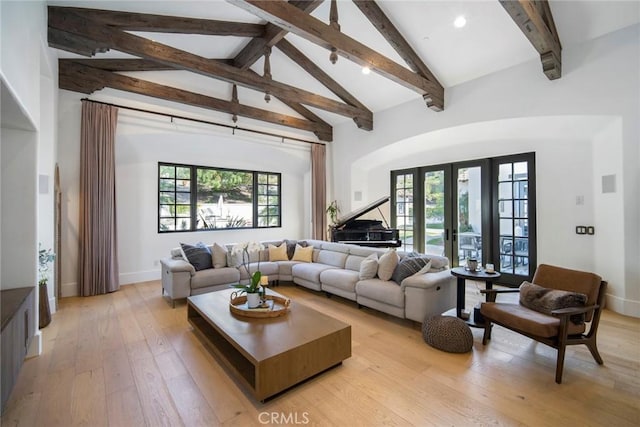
[[158, 163, 281, 232]]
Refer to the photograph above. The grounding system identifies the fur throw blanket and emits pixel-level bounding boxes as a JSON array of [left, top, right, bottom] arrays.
[[519, 281, 588, 325]]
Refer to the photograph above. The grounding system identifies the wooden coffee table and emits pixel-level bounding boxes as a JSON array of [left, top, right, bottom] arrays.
[[187, 288, 351, 401]]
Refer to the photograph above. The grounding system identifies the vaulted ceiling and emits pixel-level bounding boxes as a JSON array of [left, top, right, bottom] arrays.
[[47, 1, 639, 143]]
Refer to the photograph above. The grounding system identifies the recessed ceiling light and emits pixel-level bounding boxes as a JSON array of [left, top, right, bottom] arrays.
[[362, 66, 371, 75], [454, 15, 467, 28]]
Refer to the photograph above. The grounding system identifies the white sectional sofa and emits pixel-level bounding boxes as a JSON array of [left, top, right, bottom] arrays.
[[160, 239, 456, 322]]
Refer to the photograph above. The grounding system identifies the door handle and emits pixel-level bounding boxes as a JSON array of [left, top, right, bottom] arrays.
[[452, 229, 457, 242]]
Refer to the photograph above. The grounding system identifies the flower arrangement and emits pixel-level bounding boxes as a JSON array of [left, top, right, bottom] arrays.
[[38, 244, 56, 286], [230, 241, 267, 295]]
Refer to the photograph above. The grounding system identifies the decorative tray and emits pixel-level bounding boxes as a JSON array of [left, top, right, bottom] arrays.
[[229, 293, 291, 318]]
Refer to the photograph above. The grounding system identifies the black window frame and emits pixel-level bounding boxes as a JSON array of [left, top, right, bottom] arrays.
[[158, 162, 281, 233]]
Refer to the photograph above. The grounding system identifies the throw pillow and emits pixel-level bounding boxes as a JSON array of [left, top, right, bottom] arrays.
[[391, 256, 431, 284], [180, 242, 212, 271], [377, 249, 399, 281], [359, 253, 379, 280], [268, 243, 289, 261], [413, 260, 433, 276], [292, 244, 313, 262], [284, 239, 308, 259], [519, 281, 588, 324], [211, 243, 227, 268]]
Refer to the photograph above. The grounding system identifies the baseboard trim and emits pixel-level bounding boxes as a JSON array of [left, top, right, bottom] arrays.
[[61, 272, 160, 298], [605, 293, 640, 318], [119, 270, 161, 285], [27, 331, 42, 358]]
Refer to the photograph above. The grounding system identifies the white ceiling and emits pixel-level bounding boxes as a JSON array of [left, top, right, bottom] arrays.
[[48, 0, 640, 132]]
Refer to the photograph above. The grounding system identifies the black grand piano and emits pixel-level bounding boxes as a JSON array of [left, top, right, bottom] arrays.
[[330, 196, 401, 248]]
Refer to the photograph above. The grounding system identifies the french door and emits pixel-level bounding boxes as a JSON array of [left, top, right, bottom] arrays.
[[392, 153, 535, 286]]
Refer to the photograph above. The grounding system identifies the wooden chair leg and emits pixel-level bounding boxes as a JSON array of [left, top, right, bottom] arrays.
[[482, 321, 492, 345], [555, 344, 566, 384], [586, 338, 604, 365]]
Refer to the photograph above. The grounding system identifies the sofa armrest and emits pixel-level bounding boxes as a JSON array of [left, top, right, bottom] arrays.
[[400, 269, 455, 291], [160, 257, 195, 275]]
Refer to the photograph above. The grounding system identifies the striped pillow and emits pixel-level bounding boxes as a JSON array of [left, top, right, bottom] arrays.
[[391, 256, 431, 284]]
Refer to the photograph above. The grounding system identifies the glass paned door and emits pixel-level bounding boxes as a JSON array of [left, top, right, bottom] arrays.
[[496, 159, 534, 280], [394, 172, 414, 252], [424, 170, 446, 256], [455, 166, 483, 267]]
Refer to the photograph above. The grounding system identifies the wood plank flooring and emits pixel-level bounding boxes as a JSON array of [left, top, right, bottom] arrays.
[[2, 280, 639, 426]]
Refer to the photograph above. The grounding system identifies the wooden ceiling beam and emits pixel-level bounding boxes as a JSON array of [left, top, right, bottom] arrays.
[[48, 27, 110, 57], [499, 0, 562, 80], [62, 62, 334, 135], [276, 38, 372, 130], [228, 0, 444, 110], [63, 58, 234, 72], [53, 6, 265, 37], [233, 0, 324, 70], [48, 7, 372, 128], [352, 0, 442, 90], [59, 60, 333, 141]]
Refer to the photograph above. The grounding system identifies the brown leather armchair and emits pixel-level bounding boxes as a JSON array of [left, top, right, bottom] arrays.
[[480, 264, 607, 384]]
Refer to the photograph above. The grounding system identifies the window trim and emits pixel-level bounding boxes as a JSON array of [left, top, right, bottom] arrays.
[[158, 162, 281, 233]]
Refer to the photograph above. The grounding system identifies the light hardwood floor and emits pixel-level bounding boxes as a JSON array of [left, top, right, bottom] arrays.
[[2, 280, 639, 426]]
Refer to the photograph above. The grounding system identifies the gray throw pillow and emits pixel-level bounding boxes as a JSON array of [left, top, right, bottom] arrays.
[[180, 242, 212, 271], [391, 256, 431, 284], [519, 281, 587, 324]]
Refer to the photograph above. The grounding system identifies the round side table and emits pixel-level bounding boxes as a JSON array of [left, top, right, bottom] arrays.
[[450, 266, 501, 327]]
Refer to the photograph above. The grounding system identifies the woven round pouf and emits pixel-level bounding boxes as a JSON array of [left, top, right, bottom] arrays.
[[422, 315, 473, 353]]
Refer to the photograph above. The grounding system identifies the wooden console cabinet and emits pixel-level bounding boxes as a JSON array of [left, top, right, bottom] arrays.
[[1, 287, 35, 413]]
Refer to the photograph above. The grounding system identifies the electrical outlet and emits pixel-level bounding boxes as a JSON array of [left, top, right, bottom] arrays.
[[576, 226, 587, 235], [586, 226, 595, 235]]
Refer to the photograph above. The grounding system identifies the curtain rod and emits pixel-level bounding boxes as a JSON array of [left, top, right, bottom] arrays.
[[81, 98, 323, 145]]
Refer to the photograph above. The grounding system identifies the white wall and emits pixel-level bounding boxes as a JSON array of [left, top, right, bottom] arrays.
[[0, 0, 42, 127], [332, 25, 639, 317], [0, 0, 58, 355], [57, 91, 313, 295]]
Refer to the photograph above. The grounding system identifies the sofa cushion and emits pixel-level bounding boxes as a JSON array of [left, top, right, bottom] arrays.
[[320, 269, 360, 293], [359, 253, 378, 280], [191, 267, 240, 289], [211, 243, 227, 268], [180, 242, 212, 271], [268, 243, 289, 262], [481, 302, 586, 338], [344, 254, 366, 272], [391, 256, 431, 285], [356, 279, 404, 308], [292, 244, 314, 262], [317, 249, 348, 268], [240, 261, 280, 280], [377, 250, 399, 281], [292, 263, 337, 283], [519, 281, 587, 324]]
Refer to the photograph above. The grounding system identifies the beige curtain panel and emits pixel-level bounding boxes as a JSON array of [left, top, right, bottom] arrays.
[[78, 100, 120, 296], [311, 143, 327, 241]]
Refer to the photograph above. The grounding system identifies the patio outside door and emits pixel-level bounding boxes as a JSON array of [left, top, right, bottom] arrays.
[[422, 161, 489, 268]]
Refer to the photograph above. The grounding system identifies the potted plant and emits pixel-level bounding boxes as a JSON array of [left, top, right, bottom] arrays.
[[38, 244, 55, 328], [326, 200, 340, 239], [230, 241, 267, 308]]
